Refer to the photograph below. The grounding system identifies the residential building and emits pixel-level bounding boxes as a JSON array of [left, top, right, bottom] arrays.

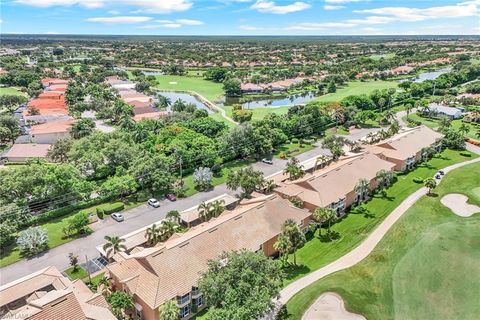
[[0, 266, 115, 320], [106, 195, 311, 320], [366, 126, 444, 171], [179, 193, 238, 227], [3, 143, 51, 163], [29, 119, 75, 144], [428, 103, 464, 119], [274, 152, 395, 214]]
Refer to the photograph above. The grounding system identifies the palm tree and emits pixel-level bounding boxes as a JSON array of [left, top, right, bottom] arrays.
[[405, 103, 413, 119], [160, 220, 179, 241], [313, 207, 337, 237], [458, 123, 470, 136], [283, 157, 305, 180], [262, 179, 276, 193], [103, 235, 127, 258], [158, 299, 179, 320], [377, 97, 387, 113], [273, 233, 292, 266], [388, 120, 400, 135], [157, 95, 172, 110], [280, 219, 306, 266], [210, 200, 225, 218], [145, 224, 162, 246], [420, 104, 431, 117], [166, 210, 180, 223], [198, 202, 212, 222], [438, 117, 452, 132], [424, 178, 437, 195], [354, 179, 370, 203], [314, 155, 329, 170], [376, 169, 394, 191]]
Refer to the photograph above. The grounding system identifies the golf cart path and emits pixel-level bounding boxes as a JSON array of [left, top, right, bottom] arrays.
[[266, 145, 480, 319]]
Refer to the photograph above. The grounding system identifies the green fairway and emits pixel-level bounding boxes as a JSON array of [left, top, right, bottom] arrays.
[[313, 80, 398, 103], [404, 113, 479, 140], [0, 87, 26, 96], [221, 105, 290, 122], [154, 75, 224, 102], [283, 160, 480, 320], [370, 53, 395, 61]]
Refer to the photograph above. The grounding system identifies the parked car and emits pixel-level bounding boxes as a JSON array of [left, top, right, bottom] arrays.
[[148, 198, 161, 208], [262, 158, 273, 165], [111, 213, 124, 222], [165, 194, 177, 202]]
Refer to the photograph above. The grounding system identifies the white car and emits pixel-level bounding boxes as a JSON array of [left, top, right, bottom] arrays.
[[148, 198, 161, 208], [111, 213, 124, 222], [262, 158, 273, 165]]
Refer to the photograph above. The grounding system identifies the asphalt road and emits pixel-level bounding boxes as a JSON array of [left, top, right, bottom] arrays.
[[0, 128, 377, 285]]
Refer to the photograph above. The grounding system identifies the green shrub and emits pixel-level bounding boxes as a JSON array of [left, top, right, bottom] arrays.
[[101, 202, 124, 215], [291, 138, 299, 144], [413, 177, 424, 183], [96, 208, 104, 219], [460, 151, 472, 157]]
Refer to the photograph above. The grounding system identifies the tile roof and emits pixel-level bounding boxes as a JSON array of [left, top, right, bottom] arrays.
[[4, 144, 51, 159], [275, 152, 395, 207], [107, 195, 310, 309], [29, 120, 75, 135]]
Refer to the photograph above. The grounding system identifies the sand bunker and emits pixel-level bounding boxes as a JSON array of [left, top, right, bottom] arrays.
[[441, 193, 480, 217], [168, 81, 177, 84], [302, 292, 366, 320]]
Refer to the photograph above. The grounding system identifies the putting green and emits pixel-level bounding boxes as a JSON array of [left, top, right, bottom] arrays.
[[393, 221, 480, 319]]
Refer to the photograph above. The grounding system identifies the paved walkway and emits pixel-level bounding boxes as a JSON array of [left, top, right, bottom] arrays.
[[265, 145, 480, 319]]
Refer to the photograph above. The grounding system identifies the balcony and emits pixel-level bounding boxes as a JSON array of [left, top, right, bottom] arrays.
[[177, 294, 190, 307]]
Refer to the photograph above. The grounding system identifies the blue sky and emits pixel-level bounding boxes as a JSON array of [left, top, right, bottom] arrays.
[[1, 0, 479, 35]]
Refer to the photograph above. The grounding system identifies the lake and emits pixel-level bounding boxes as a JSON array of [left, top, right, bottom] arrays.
[[410, 67, 452, 83], [220, 91, 318, 109], [156, 91, 213, 113]]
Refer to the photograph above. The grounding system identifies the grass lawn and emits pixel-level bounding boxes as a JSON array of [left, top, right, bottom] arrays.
[[273, 142, 316, 159], [313, 81, 398, 104], [154, 75, 224, 102], [181, 159, 254, 197], [64, 266, 88, 280], [283, 161, 480, 320], [209, 111, 236, 128], [370, 53, 395, 61], [282, 149, 477, 286], [0, 87, 25, 96], [221, 105, 290, 122], [86, 272, 106, 285], [403, 113, 479, 140]]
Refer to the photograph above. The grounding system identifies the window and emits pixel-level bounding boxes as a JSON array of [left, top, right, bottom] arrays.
[[197, 295, 204, 307], [179, 305, 190, 318], [191, 287, 200, 296], [177, 293, 190, 305]]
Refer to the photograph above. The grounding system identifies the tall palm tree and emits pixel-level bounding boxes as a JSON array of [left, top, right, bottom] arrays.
[[313, 207, 337, 236], [376, 169, 394, 190], [103, 235, 127, 258], [160, 220, 179, 241], [262, 179, 276, 194], [458, 123, 470, 136], [158, 299, 179, 320], [283, 157, 305, 180], [280, 219, 306, 266], [273, 233, 292, 266], [198, 202, 212, 222], [210, 200, 225, 218], [166, 210, 181, 223], [405, 103, 413, 119], [314, 155, 329, 171], [377, 97, 387, 113], [354, 179, 370, 203], [145, 224, 162, 246]]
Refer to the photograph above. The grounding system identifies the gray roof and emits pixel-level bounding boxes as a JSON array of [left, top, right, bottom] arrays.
[[429, 103, 463, 116]]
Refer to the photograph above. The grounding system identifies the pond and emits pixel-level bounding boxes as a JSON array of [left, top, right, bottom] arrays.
[[220, 91, 319, 109], [156, 91, 213, 114], [408, 67, 452, 83]]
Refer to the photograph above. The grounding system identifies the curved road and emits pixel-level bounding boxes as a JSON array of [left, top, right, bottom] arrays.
[[265, 143, 480, 319]]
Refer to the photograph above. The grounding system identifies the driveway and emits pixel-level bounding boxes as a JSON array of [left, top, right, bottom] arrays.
[[0, 128, 375, 285]]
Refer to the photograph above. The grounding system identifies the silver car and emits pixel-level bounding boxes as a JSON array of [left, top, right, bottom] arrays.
[[111, 213, 124, 222], [148, 198, 161, 208]]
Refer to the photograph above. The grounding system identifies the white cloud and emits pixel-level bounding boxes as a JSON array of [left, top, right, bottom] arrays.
[[176, 19, 203, 25], [0, 19, 3, 24], [107, 10, 120, 14], [239, 25, 264, 30], [324, 5, 345, 10], [325, 0, 365, 3], [286, 22, 356, 30], [355, 3, 479, 22], [346, 16, 394, 25], [86, 16, 152, 24], [251, 0, 310, 14], [15, 0, 193, 13]]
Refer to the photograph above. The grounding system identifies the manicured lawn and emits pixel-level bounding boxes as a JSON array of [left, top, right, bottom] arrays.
[[87, 272, 106, 286], [282, 149, 477, 285], [0, 87, 25, 96], [370, 53, 395, 60], [0, 211, 93, 268], [404, 113, 480, 140], [222, 105, 290, 121], [182, 159, 254, 197], [313, 80, 398, 103], [283, 161, 480, 320], [209, 111, 236, 128], [154, 75, 224, 102], [64, 266, 88, 280], [273, 142, 316, 159]]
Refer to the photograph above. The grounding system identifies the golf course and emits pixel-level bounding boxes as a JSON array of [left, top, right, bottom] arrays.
[[283, 161, 480, 320]]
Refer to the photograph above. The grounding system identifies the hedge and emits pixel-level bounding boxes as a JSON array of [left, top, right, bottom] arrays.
[[101, 202, 125, 215]]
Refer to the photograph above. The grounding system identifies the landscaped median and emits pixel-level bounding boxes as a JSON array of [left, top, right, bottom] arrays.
[[281, 160, 480, 320]]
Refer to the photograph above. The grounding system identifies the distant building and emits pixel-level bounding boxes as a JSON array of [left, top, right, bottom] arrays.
[[428, 103, 463, 119], [3, 143, 51, 163], [0, 266, 115, 320]]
